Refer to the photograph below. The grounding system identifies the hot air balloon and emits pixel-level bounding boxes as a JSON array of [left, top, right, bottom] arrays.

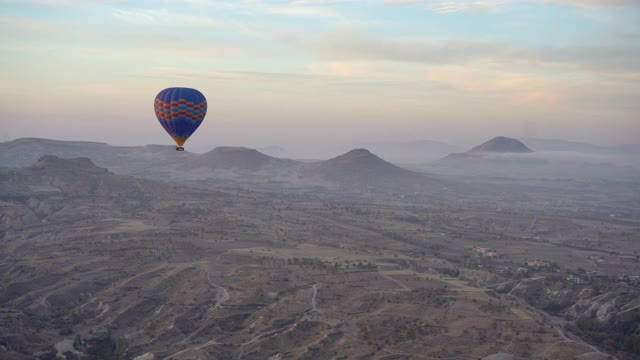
[[154, 87, 207, 151]]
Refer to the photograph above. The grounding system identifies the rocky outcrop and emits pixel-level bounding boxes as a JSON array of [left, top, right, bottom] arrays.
[[482, 354, 515, 360], [498, 277, 640, 357]]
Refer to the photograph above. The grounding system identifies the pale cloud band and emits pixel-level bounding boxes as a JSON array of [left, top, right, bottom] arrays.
[[384, 0, 640, 12], [0, 0, 639, 146], [318, 30, 640, 74]]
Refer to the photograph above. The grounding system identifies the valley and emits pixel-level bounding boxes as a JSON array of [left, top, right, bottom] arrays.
[[0, 139, 639, 359]]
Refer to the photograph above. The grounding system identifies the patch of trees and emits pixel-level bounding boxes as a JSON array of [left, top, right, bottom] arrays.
[[75, 330, 128, 360], [0, 193, 30, 202], [479, 301, 507, 313], [539, 299, 573, 314], [514, 280, 574, 315], [393, 215, 424, 225], [37, 330, 127, 360], [359, 317, 442, 347], [286, 257, 375, 270], [383, 288, 451, 307], [575, 312, 640, 356]]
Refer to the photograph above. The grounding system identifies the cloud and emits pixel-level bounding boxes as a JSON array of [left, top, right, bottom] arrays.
[[382, 0, 640, 12], [382, 0, 424, 5], [287, 0, 349, 4], [138, 66, 311, 81], [268, 6, 340, 17], [625, 73, 640, 81], [382, 0, 506, 12], [0, 15, 56, 34], [428, 1, 503, 13], [110, 8, 219, 27], [538, 0, 640, 7], [307, 61, 379, 78], [318, 30, 505, 64], [522, 45, 640, 73], [0, 0, 124, 4], [424, 64, 565, 104], [317, 30, 640, 74], [140, 67, 240, 80]]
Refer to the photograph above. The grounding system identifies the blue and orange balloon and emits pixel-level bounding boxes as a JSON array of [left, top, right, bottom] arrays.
[[154, 87, 207, 150]]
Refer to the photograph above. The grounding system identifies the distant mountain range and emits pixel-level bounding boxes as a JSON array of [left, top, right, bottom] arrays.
[[305, 149, 426, 187], [442, 137, 534, 162], [0, 155, 165, 201], [432, 136, 640, 180], [191, 147, 278, 171], [0, 138, 438, 190], [257, 145, 292, 158], [355, 139, 461, 164], [519, 137, 640, 154], [2, 137, 638, 187], [469, 136, 533, 154]]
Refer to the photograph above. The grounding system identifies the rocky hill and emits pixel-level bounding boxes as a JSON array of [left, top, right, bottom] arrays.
[[0, 139, 444, 190], [0, 150, 637, 359], [0, 138, 116, 168], [496, 277, 640, 357], [356, 139, 461, 164], [304, 149, 427, 187], [0, 138, 200, 180], [440, 136, 536, 163], [2, 155, 160, 196], [521, 138, 640, 155], [0, 156, 175, 233], [468, 137, 533, 154], [189, 147, 276, 171]]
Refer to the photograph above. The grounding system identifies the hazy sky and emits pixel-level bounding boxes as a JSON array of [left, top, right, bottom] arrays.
[[1, 0, 639, 153]]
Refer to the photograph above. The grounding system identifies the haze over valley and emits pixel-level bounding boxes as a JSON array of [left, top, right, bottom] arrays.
[[1, 136, 640, 359], [2, 0, 640, 359]]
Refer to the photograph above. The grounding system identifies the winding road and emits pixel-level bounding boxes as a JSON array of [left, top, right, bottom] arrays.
[[207, 271, 230, 309], [378, 266, 410, 291], [169, 256, 231, 355], [237, 322, 298, 359], [163, 339, 221, 360], [310, 283, 319, 312], [511, 293, 607, 357], [238, 283, 321, 359]]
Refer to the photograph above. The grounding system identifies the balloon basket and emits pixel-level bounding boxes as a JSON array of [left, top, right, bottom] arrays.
[[176, 147, 185, 151]]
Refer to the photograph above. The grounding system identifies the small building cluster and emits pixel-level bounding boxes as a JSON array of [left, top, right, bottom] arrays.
[[474, 246, 498, 257], [526, 260, 550, 269], [566, 275, 586, 284]]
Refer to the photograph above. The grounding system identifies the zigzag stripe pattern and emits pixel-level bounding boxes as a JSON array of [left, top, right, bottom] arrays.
[[154, 99, 207, 122]]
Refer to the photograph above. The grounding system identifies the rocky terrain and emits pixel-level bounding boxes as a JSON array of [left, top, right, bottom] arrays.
[[441, 136, 534, 162], [3, 138, 639, 185], [433, 137, 640, 181], [469, 137, 534, 154], [496, 278, 640, 356], [354, 140, 461, 164], [0, 143, 639, 359], [0, 139, 429, 189], [303, 149, 437, 190]]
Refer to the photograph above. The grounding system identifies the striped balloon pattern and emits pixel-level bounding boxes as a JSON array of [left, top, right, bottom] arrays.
[[154, 87, 207, 147]]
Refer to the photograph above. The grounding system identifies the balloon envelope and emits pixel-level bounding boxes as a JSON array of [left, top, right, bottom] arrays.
[[154, 87, 207, 147]]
